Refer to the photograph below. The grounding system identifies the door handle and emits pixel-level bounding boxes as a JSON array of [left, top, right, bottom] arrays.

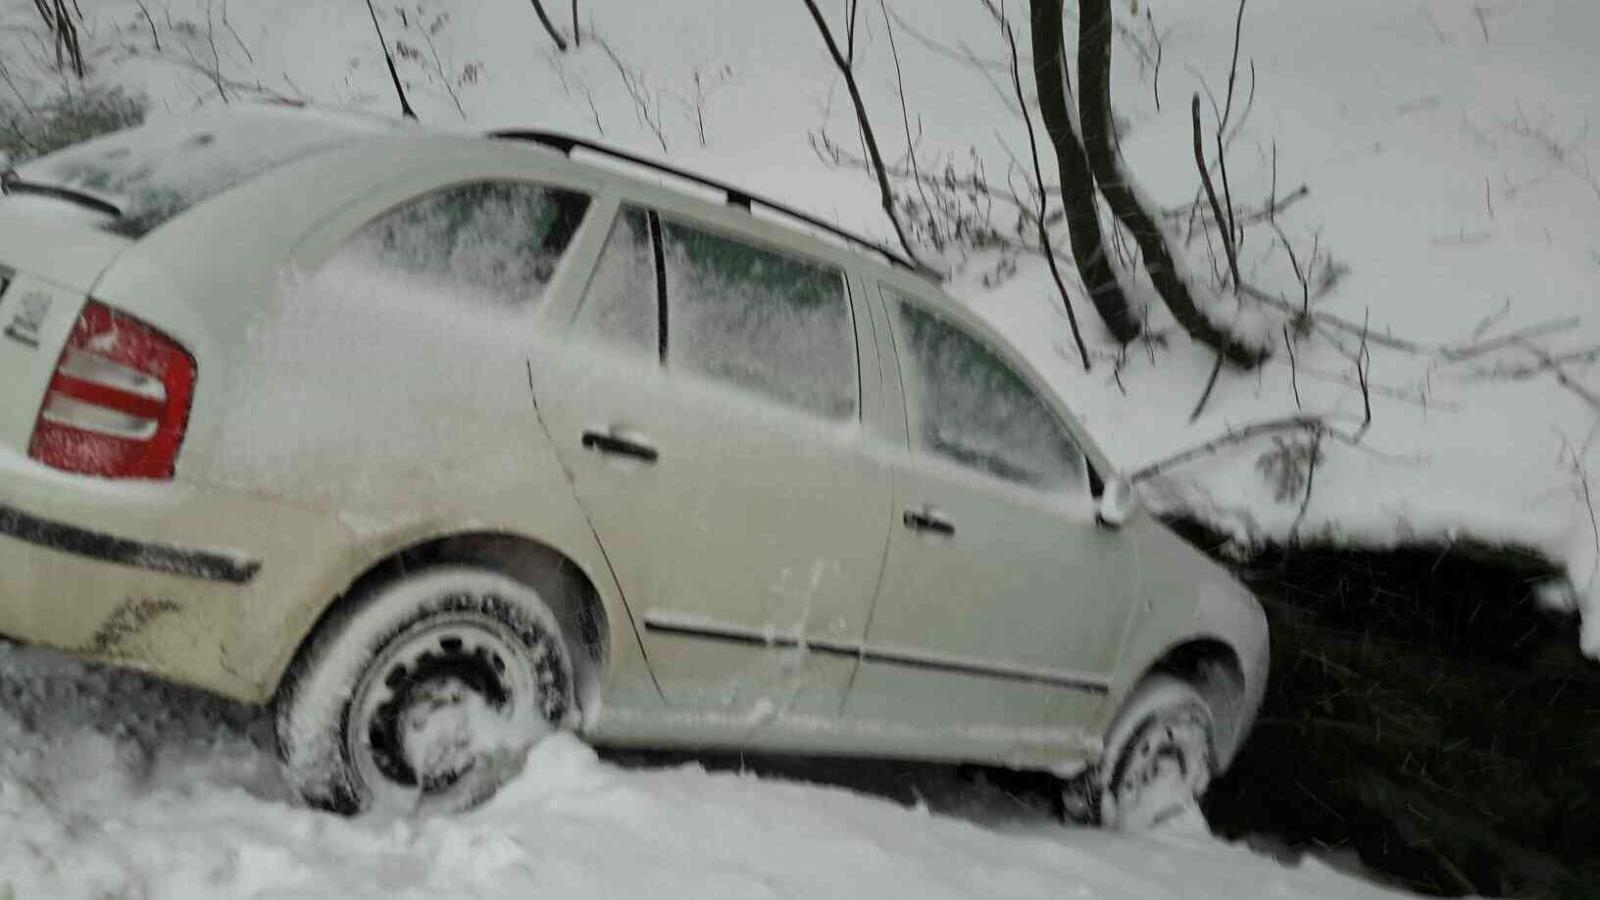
[[902, 506, 955, 537], [581, 428, 659, 463]]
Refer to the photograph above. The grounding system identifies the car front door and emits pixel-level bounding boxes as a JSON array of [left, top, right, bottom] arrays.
[[843, 285, 1131, 748], [530, 205, 891, 718]]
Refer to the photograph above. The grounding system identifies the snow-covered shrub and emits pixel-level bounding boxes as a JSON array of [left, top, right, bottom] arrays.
[[0, 85, 145, 165]]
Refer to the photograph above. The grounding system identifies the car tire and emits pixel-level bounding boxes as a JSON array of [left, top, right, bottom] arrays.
[[275, 564, 577, 815], [1094, 674, 1216, 830]]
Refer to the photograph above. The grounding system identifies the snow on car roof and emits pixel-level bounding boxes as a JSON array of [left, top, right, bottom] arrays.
[[14, 103, 396, 239]]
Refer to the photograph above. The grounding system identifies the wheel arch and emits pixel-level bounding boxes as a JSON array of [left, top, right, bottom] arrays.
[[272, 530, 614, 715], [1141, 637, 1249, 767]]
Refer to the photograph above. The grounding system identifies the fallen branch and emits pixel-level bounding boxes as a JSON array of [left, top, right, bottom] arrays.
[[1241, 282, 1580, 360], [1518, 339, 1600, 412], [1132, 414, 1372, 482]]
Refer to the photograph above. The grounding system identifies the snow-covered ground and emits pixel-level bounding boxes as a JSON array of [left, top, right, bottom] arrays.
[[3, 0, 1597, 896], [0, 641, 1409, 900]]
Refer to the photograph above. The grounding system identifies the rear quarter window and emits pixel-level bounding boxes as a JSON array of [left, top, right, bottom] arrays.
[[331, 180, 590, 308]]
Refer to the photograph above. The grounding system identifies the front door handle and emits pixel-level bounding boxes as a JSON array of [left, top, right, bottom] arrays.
[[581, 428, 658, 463], [902, 506, 955, 537]]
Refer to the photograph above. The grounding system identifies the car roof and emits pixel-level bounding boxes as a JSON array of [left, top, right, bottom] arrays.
[[109, 106, 1116, 475]]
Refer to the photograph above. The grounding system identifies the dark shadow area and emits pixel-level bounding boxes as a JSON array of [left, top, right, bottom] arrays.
[[1173, 521, 1600, 899]]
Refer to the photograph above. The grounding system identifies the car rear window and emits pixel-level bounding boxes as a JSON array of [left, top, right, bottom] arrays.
[[12, 105, 387, 238]]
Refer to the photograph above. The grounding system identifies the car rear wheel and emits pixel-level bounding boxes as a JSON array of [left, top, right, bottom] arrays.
[[1094, 674, 1216, 830], [275, 565, 576, 815]]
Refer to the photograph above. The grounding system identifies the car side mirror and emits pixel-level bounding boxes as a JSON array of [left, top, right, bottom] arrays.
[[1096, 475, 1137, 529]]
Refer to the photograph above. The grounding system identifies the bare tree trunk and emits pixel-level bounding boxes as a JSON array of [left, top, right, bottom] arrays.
[[801, 0, 930, 274], [1076, 0, 1266, 366], [1028, 0, 1141, 343]]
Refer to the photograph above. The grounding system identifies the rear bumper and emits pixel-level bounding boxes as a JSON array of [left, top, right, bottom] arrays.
[[0, 449, 356, 703]]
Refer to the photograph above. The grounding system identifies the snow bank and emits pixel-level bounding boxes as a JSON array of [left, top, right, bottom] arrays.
[[0, 643, 1413, 900]]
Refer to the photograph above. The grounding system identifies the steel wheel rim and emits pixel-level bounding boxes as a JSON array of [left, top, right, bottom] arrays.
[[1109, 710, 1212, 829], [347, 612, 547, 815]]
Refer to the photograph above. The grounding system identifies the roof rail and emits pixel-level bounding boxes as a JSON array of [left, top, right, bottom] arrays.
[[490, 129, 922, 275]]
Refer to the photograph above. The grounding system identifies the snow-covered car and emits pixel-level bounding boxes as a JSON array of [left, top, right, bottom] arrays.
[[0, 105, 1266, 826]]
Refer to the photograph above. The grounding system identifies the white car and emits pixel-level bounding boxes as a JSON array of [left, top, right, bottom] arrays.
[[0, 105, 1266, 826]]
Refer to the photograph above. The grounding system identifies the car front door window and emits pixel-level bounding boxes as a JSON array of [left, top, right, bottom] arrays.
[[340, 180, 590, 307], [890, 294, 1084, 492]]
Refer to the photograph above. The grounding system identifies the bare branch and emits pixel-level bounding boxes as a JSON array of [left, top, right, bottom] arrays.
[[880, 0, 936, 246], [1192, 94, 1240, 288], [133, 0, 160, 51], [1518, 339, 1600, 412], [1131, 415, 1368, 482], [528, 0, 569, 52], [363, 0, 415, 119], [801, 0, 932, 273], [1284, 325, 1302, 410], [1189, 351, 1227, 422]]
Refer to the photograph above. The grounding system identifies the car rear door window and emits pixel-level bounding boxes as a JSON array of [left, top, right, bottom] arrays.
[[343, 180, 589, 307], [660, 218, 857, 420], [574, 205, 658, 355], [888, 290, 1084, 490]]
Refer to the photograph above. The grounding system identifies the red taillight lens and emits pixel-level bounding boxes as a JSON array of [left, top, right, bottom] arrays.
[[28, 301, 196, 480]]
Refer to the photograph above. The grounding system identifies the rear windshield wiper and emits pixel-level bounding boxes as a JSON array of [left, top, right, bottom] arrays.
[[1, 169, 123, 219]]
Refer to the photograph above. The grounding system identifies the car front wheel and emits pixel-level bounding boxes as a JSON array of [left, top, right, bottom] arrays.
[[1096, 674, 1216, 830], [275, 565, 576, 815]]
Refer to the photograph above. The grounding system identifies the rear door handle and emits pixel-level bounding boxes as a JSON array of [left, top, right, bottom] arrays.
[[581, 428, 658, 463], [902, 506, 955, 537]]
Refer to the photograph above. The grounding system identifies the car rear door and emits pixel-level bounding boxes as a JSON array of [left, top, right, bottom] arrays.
[[842, 283, 1130, 746], [530, 205, 891, 718]]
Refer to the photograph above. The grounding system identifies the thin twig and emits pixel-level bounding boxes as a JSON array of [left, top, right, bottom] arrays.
[[1518, 339, 1600, 412], [363, 0, 414, 119], [1189, 351, 1227, 422], [881, 0, 935, 246], [1192, 95, 1240, 287], [418, 13, 466, 119], [801, 0, 931, 273], [1355, 311, 1373, 440], [1284, 325, 1302, 410], [597, 38, 668, 153], [1132, 415, 1368, 482], [845, 0, 858, 66], [133, 0, 160, 51], [1290, 426, 1324, 541], [1001, 9, 1089, 370]]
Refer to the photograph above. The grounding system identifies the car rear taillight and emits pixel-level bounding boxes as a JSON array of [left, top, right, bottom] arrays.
[[28, 301, 196, 480]]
